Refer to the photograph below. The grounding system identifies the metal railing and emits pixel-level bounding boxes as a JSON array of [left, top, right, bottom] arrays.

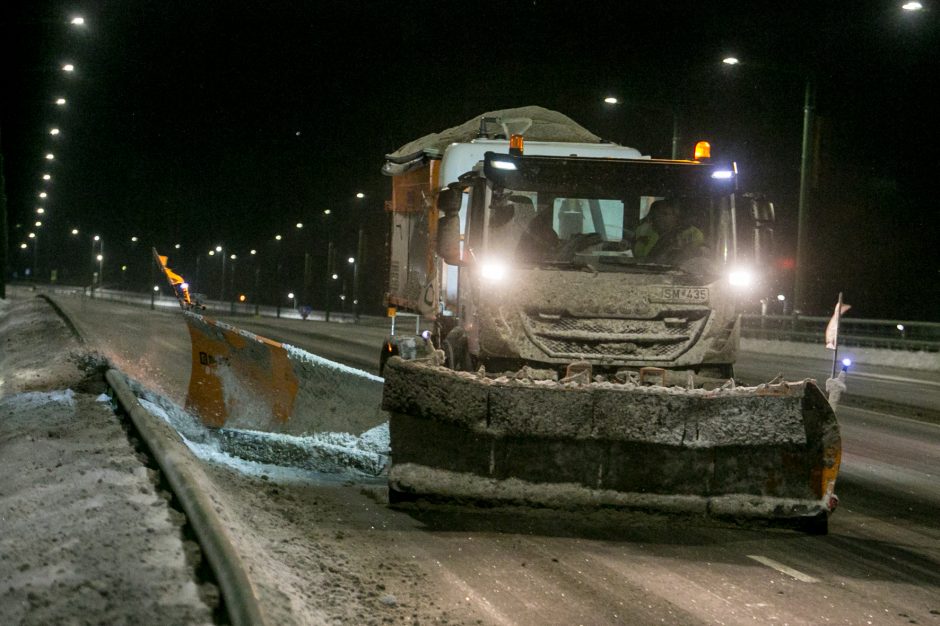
[[741, 314, 940, 352], [21, 283, 938, 353]]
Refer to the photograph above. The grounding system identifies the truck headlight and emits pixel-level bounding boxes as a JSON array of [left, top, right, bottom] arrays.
[[480, 259, 508, 282], [728, 267, 755, 289]]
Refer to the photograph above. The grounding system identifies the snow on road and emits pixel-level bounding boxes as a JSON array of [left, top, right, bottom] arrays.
[[0, 297, 216, 625]]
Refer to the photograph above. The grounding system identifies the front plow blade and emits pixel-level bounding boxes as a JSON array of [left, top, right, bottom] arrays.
[[382, 358, 841, 527]]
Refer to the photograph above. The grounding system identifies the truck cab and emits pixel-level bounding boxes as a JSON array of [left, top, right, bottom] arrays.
[[383, 113, 773, 382]]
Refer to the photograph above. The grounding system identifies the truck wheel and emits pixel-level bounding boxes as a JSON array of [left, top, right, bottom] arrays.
[[442, 329, 472, 371], [388, 485, 419, 505], [798, 512, 829, 535]]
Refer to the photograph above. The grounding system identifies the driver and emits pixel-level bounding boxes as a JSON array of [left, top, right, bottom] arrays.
[[636, 199, 705, 264], [515, 203, 559, 263]]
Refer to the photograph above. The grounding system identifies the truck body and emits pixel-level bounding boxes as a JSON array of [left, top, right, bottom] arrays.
[[379, 107, 840, 531]]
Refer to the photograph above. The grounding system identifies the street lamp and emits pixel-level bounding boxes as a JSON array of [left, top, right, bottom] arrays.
[[603, 95, 680, 159], [213, 245, 227, 301], [70, 16, 86, 26], [62, 63, 75, 72], [49, 128, 60, 136], [42, 174, 51, 181], [55, 98, 66, 106], [45, 153, 54, 160], [355, 192, 365, 199]]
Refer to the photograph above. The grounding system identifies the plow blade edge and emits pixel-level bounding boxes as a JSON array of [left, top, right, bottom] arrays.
[[183, 312, 384, 436]]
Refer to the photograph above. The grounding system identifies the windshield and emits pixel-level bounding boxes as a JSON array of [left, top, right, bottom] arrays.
[[483, 161, 733, 274]]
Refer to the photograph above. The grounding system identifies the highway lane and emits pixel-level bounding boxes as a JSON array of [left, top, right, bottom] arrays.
[[47, 292, 940, 624], [734, 350, 939, 421]]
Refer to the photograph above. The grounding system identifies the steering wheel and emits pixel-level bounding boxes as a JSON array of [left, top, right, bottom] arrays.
[[555, 232, 603, 260]]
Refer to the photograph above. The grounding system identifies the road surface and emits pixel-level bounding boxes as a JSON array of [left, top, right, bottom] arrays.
[[46, 291, 940, 624]]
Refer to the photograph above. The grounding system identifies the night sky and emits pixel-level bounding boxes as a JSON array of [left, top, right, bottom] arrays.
[[2, 1, 938, 319]]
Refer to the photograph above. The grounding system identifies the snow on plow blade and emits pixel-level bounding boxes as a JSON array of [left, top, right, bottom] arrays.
[[183, 312, 384, 435], [382, 357, 841, 524]]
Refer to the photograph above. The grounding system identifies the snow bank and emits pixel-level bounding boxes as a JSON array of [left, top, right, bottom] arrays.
[[2, 388, 76, 409], [741, 338, 939, 372]]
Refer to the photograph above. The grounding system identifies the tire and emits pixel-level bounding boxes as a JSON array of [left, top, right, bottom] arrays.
[[387, 485, 419, 505], [798, 512, 829, 535], [442, 328, 472, 371]]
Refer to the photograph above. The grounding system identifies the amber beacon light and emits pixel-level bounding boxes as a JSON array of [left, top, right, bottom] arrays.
[[694, 141, 711, 161]]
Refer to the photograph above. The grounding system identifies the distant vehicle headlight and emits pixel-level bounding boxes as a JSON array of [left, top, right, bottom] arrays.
[[728, 267, 755, 289], [480, 259, 509, 282]]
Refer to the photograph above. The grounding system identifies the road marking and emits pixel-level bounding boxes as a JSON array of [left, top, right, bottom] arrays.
[[842, 405, 940, 429], [746, 555, 819, 583], [851, 371, 940, 388]]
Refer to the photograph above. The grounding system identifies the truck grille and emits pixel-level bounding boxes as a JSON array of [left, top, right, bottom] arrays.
[[522, 312, 709, 361]]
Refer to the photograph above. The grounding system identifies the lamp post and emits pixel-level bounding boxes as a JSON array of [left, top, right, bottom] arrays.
[[31, 228, 40, 279], [274, 235, 283, 318], [229, 253, 237, 313], [325, 240, 336, 322], [793, 79, 816, 315], [723, 56, 815, 314], [250, 249, 260, 315], [90, 235, 102, 297], [215, 245, 226, 302], [349, 253, 361, 321], [321, 208, 335, 322]]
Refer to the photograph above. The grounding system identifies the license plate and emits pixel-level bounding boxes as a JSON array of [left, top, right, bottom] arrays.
[[650, 286, 709, 304]]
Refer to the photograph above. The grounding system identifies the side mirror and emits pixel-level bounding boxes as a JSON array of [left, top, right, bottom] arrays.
[[747, 195, 775, 265], [436, 188, 462, 265], [750, 196, 775, 225]]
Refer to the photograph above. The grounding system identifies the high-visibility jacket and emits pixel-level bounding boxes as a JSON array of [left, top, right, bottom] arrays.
[[635, 224, 704, 260]]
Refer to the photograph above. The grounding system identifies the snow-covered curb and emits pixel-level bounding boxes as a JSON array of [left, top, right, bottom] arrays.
[[740, 338, 939, 372]]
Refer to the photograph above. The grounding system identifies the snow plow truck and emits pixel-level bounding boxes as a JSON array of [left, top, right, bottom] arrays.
[[378, 106, 841, 532]]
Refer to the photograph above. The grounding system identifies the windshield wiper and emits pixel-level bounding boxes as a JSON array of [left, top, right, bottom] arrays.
[[534, 259, 598, 273]]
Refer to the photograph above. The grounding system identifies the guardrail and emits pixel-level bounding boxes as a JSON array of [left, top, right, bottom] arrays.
[[21, 282, 937, 353], [741, 314, 940, 352], [36, 283, 420, 332]]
